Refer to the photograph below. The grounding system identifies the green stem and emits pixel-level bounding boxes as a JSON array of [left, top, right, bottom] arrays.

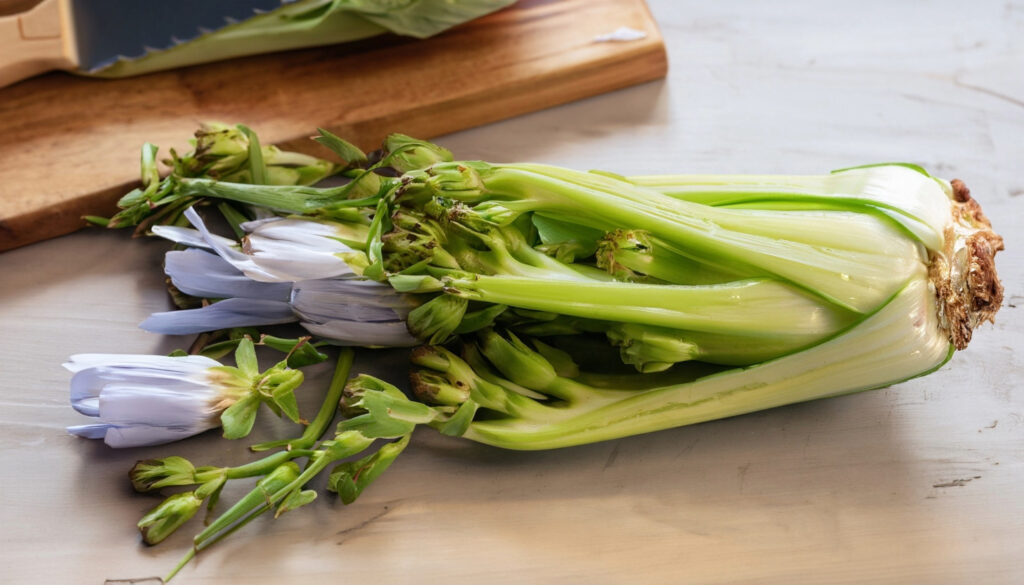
[[177, 178, 380, 215], [625, 168, 946, 253], [250, 349, 355, 452], [446, 274, 853, 337], [222, 450, 316, 480], [449, 163, 916, 313], [462, 279, 950, 450]]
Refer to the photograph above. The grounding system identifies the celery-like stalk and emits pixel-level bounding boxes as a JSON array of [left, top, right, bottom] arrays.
[[87, 0, 517, 78], [409, 278, 952, 450]]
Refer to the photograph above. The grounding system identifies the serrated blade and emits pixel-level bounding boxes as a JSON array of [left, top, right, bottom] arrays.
[[71, 0, 291, 72]]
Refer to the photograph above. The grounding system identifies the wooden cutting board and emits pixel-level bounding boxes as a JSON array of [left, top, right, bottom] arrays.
[[0, 0, 666, 251]]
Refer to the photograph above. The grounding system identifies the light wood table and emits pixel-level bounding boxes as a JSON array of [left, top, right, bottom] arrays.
[[1, 1, 1021, 583]]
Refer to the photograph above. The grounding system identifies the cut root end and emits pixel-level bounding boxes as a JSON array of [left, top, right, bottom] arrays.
[[931, 179, 1005, 350]]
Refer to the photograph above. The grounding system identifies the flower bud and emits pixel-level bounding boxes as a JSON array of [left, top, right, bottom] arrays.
[[138, 492, 203, 545], [129, 456, 198, 493]]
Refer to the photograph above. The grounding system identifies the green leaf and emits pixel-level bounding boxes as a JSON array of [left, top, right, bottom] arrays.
[[387, 273, 444, 293], [267, 369, 305, 424], [194, 473, 227, 500], [234, 337, 259, 378], [532, 213, 602, 263], [363, 197, 392, 281], [217, 201, 250, 239], [220, 394, 261, 440], [237, 125, 268, 185], [314, 129, 368, 167], [436, 400, 478, 437], [261, 335, 329, 368], [453, 304, 507, 334], [276, 489, 317, 517], [83, 215, 110, 227], [338, 384, 438, 439], [140, 142, 161, 193], [354, 0, 517, 39]]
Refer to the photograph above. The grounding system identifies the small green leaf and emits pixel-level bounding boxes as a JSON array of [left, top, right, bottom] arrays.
[[387, 274, 444, 293], [268, 369, 304, 423], [362, 197, 391, 281], [234, 337, 259, 378], [220, 394, 260, 439], [194, 473, 226, 500], [237, 125, 268, 185], [260, 335, 329, 368], [83, 215, 110, 227], [198, 338, 241, 360], [276, 489, 317, 517], [140, 143, 161, 191], [436, 400, 478, 437], [314, 129, 368, 167], [338, 383, 437, 439], [454, 304, 507, 334]]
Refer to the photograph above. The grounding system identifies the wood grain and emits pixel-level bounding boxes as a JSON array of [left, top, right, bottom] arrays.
[[0, 0, 666, 251]]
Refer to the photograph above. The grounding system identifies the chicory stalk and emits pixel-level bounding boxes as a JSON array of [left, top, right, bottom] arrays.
[[77, 126, 1008, 583], [360, 277, 949, 450], [399, 161, 927, 313]]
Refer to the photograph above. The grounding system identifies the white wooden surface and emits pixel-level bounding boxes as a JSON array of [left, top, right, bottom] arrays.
[[1, 1, 1022, 583]]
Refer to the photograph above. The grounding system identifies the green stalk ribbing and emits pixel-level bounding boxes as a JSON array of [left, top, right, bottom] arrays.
[[626, 166, 949, 252], [446, 274, 854, 337], [461, 279, 951, 450], [470, 164, 920, 312]]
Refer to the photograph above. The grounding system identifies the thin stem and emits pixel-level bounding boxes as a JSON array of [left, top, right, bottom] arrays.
[[221, 449, 316, 480], [447, 274, 852, 337], [248, 349, 355, 452]]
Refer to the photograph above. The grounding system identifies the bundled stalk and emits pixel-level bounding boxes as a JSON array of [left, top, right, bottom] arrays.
[[71, 125, 1004, 579], [114, 125, 1003, 446]]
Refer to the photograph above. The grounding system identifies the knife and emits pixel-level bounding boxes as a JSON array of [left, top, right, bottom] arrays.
[[0, 0, 287, 88]]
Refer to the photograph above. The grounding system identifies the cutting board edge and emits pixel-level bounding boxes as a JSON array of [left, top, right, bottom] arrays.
[[0, 0, 669, 252]]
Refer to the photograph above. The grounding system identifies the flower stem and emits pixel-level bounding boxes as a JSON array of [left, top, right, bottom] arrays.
[[221, 449, 316, 480], [249, 348, 355, 452]]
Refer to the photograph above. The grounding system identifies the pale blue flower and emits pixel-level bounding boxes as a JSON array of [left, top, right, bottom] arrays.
[[152, 207, 358, 282], [66, 354, 226, 448], [143, 208, 418, 346]]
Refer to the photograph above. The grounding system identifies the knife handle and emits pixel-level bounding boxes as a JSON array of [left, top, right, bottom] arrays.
[[0, 0, 76, 88]]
